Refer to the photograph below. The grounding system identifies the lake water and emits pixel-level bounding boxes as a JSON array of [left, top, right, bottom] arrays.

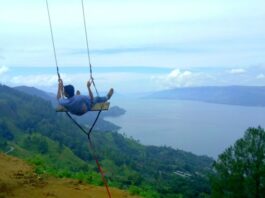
[[105, 98, 265, 158]]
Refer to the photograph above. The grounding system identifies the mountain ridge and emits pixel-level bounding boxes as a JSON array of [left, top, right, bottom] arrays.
[[147, 85, 265, 107]]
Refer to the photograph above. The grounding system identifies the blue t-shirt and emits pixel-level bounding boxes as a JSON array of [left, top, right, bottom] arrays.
[[59, 95, 91, 115]]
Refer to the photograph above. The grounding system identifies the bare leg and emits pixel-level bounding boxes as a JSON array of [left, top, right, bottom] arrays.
[[107, 88, 114, 100]]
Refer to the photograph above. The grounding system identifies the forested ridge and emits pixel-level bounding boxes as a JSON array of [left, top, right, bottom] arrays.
[[0, 84, 213, 197]]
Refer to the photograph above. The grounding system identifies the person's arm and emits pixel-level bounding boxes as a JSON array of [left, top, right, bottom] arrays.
[[87, 81, 94, 102], [57, 79, 64, 99]]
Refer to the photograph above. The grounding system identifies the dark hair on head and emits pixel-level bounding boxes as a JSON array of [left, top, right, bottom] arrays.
[[64, 85, 75, 98]]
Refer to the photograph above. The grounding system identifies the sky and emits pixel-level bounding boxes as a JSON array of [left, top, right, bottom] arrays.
[[1, 0, 265, 93]]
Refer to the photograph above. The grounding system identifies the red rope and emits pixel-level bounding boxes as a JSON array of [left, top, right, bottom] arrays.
[[47, 0, 109, 194], [88, 137, 112, 198], [65, 112, 111, 197]]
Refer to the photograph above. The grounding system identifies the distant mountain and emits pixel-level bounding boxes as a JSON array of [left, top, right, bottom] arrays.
[[0, 84, 213, 197], [14, 86, 54, 101], [148, 86, 265, 107], [101, 106, 126, 117]]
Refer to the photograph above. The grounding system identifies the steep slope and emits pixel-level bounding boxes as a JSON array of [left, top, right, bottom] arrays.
[[0, 153, 139, 198], [14, 86, 54, 102], [0, 84, 214, 197]]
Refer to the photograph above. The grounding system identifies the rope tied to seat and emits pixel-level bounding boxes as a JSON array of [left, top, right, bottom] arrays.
[[45, 0, 111, 197]]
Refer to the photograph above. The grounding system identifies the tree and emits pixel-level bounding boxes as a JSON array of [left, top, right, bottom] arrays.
[[211, 127, 265, 198]]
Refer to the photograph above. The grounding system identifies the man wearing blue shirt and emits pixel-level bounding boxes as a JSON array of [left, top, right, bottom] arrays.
[[57, 79, 113, 116]]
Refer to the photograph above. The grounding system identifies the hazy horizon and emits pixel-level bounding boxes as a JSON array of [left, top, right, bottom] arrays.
[[2, 65, 265, 95]]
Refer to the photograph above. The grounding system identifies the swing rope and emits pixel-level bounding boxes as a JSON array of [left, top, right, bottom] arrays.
[[45, 0, 60, 80], [81, 0, 99, 96], [45, 0, 111, 197], [65, 111, 112, 198]]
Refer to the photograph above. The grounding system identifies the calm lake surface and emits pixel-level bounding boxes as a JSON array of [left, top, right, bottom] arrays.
[[105, 98, 265, 158]]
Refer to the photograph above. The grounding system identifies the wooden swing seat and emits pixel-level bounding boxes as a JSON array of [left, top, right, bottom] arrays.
[[56, 102, 110, 112]]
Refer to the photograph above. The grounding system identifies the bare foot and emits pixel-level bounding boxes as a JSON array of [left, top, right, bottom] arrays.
[[107, 88, 114, 100]]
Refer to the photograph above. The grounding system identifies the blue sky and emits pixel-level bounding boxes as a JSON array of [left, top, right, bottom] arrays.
[[1, 0, 265, 93]]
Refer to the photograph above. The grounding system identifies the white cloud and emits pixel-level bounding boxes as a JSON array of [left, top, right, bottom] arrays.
[[151, 69, 210, 89], [256, 73, 265, 79], [10, 74, 59, 87], [62, 72, 152, 93], [4, 65, 265, 94], [6, 72, 150, 94], [0, 65, 9, 75], [228, 68, 246, 74]]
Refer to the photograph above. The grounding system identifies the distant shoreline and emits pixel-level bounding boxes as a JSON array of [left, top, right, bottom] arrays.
[[146, 86, 265, 107]]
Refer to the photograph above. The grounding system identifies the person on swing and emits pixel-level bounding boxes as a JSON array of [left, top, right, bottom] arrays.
[[57, 79, 114, 116]]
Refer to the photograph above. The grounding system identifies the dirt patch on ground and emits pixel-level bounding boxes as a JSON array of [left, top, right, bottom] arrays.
[[0, 153, 140, 198]]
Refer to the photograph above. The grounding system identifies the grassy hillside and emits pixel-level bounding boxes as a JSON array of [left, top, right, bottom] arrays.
[[0, 153, 140, 198], [0, 84, 214, 197]]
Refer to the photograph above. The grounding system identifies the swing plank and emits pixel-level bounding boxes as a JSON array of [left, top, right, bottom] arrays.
[[91, 102, 110, 111], [55, 106, 68, 112], [56, 102, 110, 112]]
